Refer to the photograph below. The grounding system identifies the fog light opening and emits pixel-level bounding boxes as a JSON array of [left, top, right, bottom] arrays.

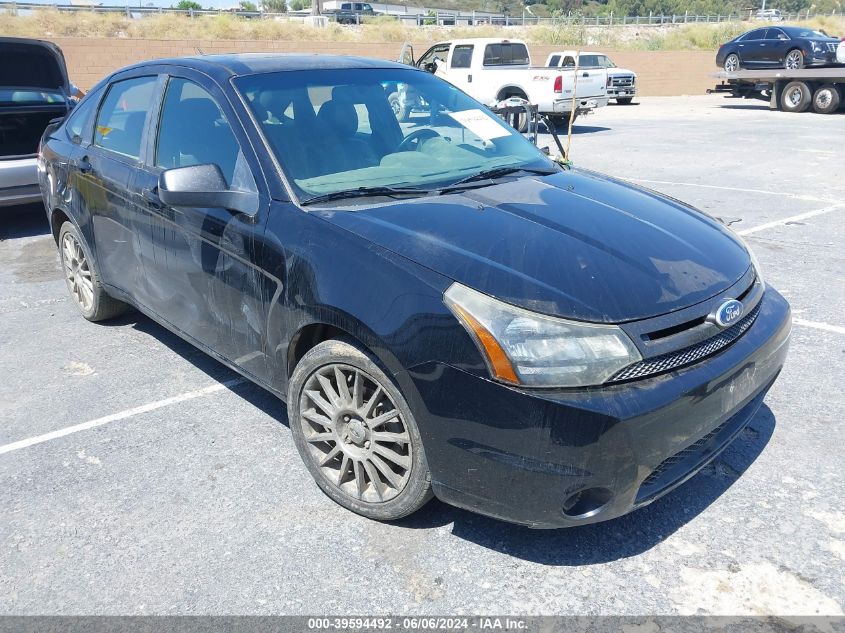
[[561, 487, 614, 519]]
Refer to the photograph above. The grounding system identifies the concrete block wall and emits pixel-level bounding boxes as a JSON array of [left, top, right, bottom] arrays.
[[49, 37, 716, 97]]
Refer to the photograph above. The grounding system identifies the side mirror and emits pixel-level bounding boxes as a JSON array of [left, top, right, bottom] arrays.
[[424, 62, 437, 74], [158, 164, 258, 215]]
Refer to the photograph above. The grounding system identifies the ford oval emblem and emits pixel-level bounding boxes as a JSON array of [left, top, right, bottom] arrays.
[[714, 299, 743, 328]]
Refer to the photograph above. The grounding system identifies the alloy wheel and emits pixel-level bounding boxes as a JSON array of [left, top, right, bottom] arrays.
[[62, 232, 94, 312], [724, 54, 739, 72], [785, 50, 803, 70], [299, 363, 412, 503]]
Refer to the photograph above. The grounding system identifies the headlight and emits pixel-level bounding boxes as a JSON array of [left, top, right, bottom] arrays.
[[812, 42, 823, 52], [444, 283, 641, 388]]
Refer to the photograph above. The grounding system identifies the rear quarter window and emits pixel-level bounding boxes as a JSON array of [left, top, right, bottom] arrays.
[[64, 86, 103, 144]]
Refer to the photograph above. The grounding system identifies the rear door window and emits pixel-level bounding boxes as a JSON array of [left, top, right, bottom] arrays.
[[741, 29, 767, 41], [547, 54, 561, 67], [94, 76, 156, 159], [451, 45, 474, 68], [482, 43, 529, 66]]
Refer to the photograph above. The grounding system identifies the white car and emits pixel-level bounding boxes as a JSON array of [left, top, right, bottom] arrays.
[[755, 9, 783, 21], [1, 37, 74, 208], [545, 51, 637, 105], [838, 40, 845, 65], [399, 39, 608, 127]]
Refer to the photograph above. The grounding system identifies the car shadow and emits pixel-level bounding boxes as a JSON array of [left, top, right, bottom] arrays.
[[102, 311, 286, 419], [395, 405, 776, 565], [718, 103, 774, 111], [0, 203, 50, 241], [102, 311, 775, 564]]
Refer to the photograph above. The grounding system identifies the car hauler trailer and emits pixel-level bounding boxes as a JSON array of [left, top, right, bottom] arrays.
[[711, 68, 845, 114]]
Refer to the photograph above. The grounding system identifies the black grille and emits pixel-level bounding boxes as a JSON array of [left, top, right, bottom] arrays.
[[611, 75, 634, 87], [609, 301, 761, 383], [640, 419, 729, 489], [828, 43, 837, 52]]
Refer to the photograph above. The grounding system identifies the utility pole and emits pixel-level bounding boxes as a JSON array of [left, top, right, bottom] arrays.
[[312, 0, 322, 15]]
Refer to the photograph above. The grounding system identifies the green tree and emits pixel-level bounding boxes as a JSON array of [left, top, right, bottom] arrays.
[[262, 0, 287, 11], [288, 0, 306, 9], [239, 0, 258, 10], [174, 0, 202, 9]]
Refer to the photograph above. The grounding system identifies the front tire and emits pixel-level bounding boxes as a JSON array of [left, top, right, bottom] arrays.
[[616, 97, 634, 105], [812, 84, 841, 114], [58, 221, 128, 322], [785, 49, 804, 70], [288, 339, 433, 521], [388, 91, 412, 122], [780, 81, 812, 113]]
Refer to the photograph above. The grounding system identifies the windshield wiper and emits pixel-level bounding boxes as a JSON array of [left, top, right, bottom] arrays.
[[435, 166, 559, 194], [302, 186, 426, 206]]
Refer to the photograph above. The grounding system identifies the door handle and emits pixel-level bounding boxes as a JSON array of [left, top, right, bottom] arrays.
[[142, 187, 162, 209], [78, 156, 92, 174], [582, 71, 590, 77]]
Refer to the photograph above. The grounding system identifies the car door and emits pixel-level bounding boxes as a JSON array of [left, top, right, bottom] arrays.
[[82, 74, 159, 299], [737, 29, 768, 66], [131, 72, 274, 382], [448, 44, 474, 93], [765, 28, 791, 65]]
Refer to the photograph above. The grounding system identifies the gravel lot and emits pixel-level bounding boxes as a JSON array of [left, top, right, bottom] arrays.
[[1, 94, 843, 616]]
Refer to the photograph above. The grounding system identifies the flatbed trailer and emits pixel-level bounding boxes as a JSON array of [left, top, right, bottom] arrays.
[[710, 68, 845, 114]]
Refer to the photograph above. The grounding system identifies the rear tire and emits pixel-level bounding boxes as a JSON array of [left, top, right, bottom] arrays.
[[812, 84, 841, 114], [616, 97, 634, 105], [288, 338, 433, 521], [58, 221, 128, 322], [780, 81, 812, 113], [724, 53, 740, 72]]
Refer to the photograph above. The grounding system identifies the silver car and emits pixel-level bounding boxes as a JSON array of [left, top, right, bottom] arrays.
[[1, 38, 74, 208]]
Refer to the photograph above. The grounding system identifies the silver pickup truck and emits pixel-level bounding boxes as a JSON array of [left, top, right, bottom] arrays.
[[1, 38, 74, 208]]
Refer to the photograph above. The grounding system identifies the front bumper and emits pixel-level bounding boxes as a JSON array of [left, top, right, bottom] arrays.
[[0, 158, 40, 208], [807, 49, 838, 65], [403, 288, 791, 528], [607, 86, 637, 98]]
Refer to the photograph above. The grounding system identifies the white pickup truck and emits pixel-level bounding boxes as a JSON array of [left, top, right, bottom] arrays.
[[397, 39, 608, 128], [545, 51, 638, 105]]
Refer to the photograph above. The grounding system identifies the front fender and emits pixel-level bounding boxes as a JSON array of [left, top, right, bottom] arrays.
[[263, 203, 464, 397]]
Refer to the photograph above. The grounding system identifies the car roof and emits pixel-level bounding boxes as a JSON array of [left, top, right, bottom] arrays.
[[114, 53, 411, 80]]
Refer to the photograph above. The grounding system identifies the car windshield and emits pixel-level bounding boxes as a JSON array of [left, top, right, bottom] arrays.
[[235, 68, 555, 203], [0, 89, 65, 105], [783, 27, 827, 38]]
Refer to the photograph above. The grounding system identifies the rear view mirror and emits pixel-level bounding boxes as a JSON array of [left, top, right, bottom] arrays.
[[158, 164, 258, 215]]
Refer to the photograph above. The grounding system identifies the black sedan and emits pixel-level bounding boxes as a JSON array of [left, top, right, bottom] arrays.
[[717, 26, 841, 71], [37, 54, 791, 528]]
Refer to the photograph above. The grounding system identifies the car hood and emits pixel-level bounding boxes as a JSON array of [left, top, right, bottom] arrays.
[[315, 169, 751, 323], [0, 38, 70, 93]]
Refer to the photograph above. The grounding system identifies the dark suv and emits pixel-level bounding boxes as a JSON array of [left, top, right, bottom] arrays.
[[38, 54, 790, 528]]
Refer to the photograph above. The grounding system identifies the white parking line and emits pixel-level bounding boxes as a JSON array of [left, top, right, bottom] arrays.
[[794, 319, 845, 335], [736, 204, 843, 236], [631, 179, 833, 202], [0, 378, 247, 456]]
